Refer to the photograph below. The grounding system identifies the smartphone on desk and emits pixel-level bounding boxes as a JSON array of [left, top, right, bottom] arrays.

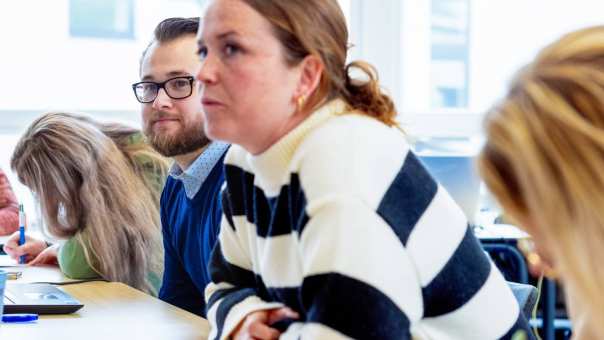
[[6, 271, 22, 280]]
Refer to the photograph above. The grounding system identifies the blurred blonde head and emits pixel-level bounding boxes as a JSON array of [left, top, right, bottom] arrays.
[[478, 26, 604, 336], [11, 112, 167, 294]]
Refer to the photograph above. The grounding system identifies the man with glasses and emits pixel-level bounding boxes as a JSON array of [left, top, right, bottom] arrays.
[[133, 17, 227, 317]]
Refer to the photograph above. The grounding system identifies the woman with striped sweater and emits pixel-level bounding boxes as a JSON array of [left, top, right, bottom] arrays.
[[196, 0, 533, 339]]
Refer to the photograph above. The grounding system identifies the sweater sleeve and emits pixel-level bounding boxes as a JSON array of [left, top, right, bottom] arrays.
[[158, 197, 206, 315], [205, 188, 284, 340], [291, 202, 421, 339], [0, 169, 19, 235], [58, 236, 102, 280], [280, 119, 528, 339]]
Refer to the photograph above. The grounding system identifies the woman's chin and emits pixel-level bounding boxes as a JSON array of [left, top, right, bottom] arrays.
[[204, 124, 230, 144]]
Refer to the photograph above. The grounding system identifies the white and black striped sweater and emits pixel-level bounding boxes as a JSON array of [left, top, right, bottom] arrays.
[[206, 100, 532, 339]]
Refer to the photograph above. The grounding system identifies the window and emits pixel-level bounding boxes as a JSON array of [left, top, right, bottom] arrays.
[[430, 0, 469, 109], [350, 0, 604, 137], [69, 0, 134, 39]]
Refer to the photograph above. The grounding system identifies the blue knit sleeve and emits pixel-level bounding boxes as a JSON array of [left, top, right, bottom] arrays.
[[158, 181, 206, 316]]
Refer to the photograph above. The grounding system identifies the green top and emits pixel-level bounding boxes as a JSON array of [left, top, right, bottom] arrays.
[[57, 132, 166, 295], [58, 237, 162, 294]]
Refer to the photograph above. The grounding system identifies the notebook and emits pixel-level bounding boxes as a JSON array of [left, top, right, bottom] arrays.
[[3, 283, 84, 314]]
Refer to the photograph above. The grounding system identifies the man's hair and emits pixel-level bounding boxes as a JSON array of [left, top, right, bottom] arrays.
[[153, 17, 200, 43], [140, 17, 200, 71]]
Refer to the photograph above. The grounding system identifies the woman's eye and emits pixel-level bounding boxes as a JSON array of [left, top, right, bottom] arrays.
[[197, 46, 208, 60], [224, 44, 239, 56]]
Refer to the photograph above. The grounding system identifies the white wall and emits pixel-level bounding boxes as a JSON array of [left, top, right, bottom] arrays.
[[0, 0, 201, 113], [2, 0, 604, 136], [469, 0, 604, 113], [349, 0, 604, 137], [0, 0, 202, 224]]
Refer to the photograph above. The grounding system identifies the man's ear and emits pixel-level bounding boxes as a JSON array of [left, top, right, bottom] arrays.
[[293, 55, 324, 101]]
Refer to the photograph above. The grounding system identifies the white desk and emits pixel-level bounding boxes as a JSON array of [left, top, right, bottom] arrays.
[[0, 264, 210, 340]]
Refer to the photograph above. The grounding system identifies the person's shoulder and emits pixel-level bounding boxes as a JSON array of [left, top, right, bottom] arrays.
[[300, 112, 406, 156], [58, 235, 101, 280], [293, 112, 409, 173], [222, 144, 254, 188], [126, 131, 145, 145], [160, 175, 183, 203], [223, 144, 248, 168], [291, 112, 411, 205]]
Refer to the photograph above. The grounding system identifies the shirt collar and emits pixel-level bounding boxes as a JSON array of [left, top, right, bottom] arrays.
[[169, 141, 229, 199]]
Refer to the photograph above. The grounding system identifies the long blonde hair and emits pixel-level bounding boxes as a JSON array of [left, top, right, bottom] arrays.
[[478, 26, 604, 335], [11, 112, 168, 294]]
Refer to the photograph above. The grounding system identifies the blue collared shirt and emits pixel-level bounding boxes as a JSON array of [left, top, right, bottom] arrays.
[[168, 142, 229, 199]]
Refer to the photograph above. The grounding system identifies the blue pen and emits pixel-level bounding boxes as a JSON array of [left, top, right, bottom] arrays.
[[2, 313, 38, 323], [18, 204, 26, 264]]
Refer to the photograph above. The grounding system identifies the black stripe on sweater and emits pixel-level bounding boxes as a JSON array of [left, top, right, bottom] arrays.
[[206, 286, 240, 313], [377, 152, 438, 246], [220, 188, 236, 231], [224, 165, 309, 237], [422, 225, 491, 317], [223, 164, 252, 218], [208, 242, 305, 338], [209, 241, 412, 338], [207, 242, 274, 305], [213, 287, 257, 340], [254, 175, 309, 237], [209, 242, 259, 289], [301, 273, 411, 339], [288, 174, 310, 235]]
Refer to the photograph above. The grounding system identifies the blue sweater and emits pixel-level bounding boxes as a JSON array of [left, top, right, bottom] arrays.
[[158, 155, 225, 316]]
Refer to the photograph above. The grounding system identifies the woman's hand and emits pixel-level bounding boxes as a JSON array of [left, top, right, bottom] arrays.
[[232, 307, 299, 340], [28, 244, 59, 266], [3, 232, 49, 263]]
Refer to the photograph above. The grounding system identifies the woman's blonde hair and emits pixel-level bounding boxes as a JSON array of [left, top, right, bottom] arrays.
[[478, 26, 604, 334], [11, 112, 168, 294], [241, 0, 398, 127]]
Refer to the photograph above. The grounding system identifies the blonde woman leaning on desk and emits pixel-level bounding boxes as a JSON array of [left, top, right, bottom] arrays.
[[477, 26, 604, 339], [2, 112, 168, 295]]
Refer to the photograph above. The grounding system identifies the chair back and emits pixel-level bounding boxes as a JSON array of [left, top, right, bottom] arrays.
[[509, 281, 539, 320]]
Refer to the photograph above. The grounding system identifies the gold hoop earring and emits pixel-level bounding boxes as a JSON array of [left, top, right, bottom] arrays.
[[296, 95, 306, 112], [517, 238, 558, 278]]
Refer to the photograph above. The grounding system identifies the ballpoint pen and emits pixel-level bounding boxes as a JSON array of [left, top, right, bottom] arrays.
[[18, 204, 26, 264], [2, 313, 38, 323]]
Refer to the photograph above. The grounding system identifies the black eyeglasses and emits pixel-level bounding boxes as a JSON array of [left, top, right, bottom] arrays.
[[131, 76, 196, 103]]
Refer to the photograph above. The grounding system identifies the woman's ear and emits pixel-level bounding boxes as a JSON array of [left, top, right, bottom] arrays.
[[293, 55, 324, 101]]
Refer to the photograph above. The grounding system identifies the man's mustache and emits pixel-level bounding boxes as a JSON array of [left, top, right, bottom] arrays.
[[150, 112, 180, 123]]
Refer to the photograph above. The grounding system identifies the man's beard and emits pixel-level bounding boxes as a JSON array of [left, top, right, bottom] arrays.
[[145, 119, 210, 157]]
